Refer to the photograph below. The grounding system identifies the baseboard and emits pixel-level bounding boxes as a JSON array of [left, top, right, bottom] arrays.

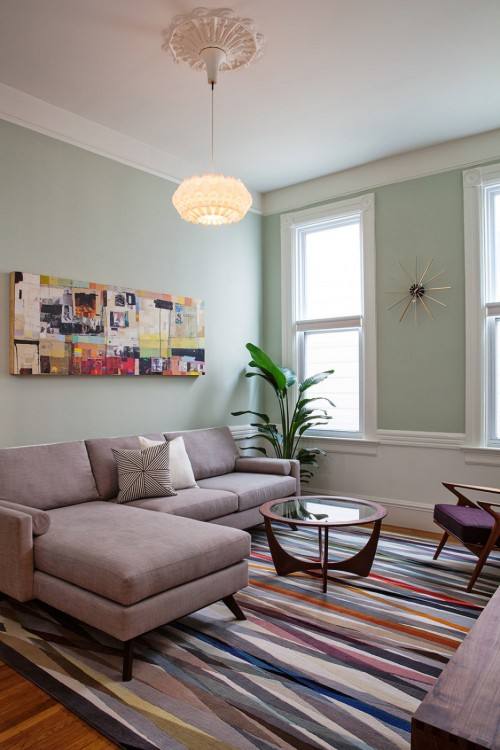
[[304, 486, 436, 532]]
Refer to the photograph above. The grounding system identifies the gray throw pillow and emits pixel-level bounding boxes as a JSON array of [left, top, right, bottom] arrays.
[[112, 442, 176, 503]]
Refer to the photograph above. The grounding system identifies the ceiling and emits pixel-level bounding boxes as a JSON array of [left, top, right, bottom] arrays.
[[1, 0, 500, 194]]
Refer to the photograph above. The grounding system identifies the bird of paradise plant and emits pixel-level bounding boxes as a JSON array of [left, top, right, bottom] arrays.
[[231, 343, 335, 482]]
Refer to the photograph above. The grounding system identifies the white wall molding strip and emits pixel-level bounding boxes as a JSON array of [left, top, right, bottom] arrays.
[[376, 429, 465, 449], [232, 425, 470, 451], [229, 424, 260, 441], [0, 82, 263, 213], [303, 429, 466, 451], [262, 128, 500, 216], [462, 447, 500, 466]]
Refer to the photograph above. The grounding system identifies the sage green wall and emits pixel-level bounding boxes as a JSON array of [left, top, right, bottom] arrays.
[[0, 120, 262, 448], [262, 170, 466, 433]]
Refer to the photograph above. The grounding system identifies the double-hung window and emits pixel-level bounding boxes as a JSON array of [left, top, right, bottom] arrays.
[[464, 165, 500, 447], [281, 194, 376, 439]]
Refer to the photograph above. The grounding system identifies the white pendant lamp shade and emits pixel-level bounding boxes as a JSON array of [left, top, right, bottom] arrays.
[[172, 173, 252, 226], [164, 8, 262, 226]]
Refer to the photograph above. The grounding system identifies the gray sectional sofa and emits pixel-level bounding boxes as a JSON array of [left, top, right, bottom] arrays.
[[0, 426, 299, 679]]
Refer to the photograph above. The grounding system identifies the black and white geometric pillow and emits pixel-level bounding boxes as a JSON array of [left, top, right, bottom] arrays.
[[112, 442, 176, 503]]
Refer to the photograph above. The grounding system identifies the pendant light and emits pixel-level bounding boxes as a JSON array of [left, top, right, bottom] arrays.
[[163, 8, 264, 226]]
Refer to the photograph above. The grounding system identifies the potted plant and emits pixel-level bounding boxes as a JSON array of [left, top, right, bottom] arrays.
[[231, 343, 335, 483]]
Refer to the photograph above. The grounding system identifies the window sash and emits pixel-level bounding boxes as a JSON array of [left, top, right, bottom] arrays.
[[297, 326, 363, 437], [280, 193, 376, 441], [297, 215, 362, 323], [481, 182, 500, 445], [295, 214, 363, 437]]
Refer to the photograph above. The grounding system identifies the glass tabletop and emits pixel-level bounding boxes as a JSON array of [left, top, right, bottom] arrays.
[[265, 496, 385, 526]]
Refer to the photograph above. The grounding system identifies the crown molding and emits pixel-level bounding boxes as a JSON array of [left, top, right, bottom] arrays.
[[0, 82, 262, 214], [262, 128, 500, 216]]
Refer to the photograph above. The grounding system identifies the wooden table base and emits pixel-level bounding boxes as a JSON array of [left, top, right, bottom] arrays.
[[264, 518, 382, 592]]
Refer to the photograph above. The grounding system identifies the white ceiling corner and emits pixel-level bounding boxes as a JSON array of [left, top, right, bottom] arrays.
[[0, 0, 499, 201]]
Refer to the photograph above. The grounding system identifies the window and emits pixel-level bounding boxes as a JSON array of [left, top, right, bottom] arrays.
[[281, 194, 376, 439], [464, 164, 500, 447]]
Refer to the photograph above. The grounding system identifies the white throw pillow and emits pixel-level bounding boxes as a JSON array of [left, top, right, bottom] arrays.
[[139, 435, 197, 490]]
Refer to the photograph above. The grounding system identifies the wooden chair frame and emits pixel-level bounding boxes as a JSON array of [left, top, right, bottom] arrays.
[[434, 482, 500, 591]]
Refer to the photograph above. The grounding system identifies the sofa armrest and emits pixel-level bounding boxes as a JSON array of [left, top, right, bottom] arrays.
[[0, 499, 50, 536], [235, 456, 301, 495], [289, 459, 301, 497], [0, 505, 35, 601], [235, 457, 291, 476]]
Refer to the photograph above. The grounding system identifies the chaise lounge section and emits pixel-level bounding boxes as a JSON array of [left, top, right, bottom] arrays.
[[0, 427, 299, 680]]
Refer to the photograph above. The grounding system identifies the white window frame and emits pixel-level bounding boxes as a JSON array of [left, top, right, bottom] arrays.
[[464, 163, 500, 448], [280, 193, 377, 441]]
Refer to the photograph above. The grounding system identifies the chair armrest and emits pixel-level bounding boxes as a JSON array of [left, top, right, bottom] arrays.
[[0, 498, 50, 536], [235, 457, 291, 476], [0, 505, 35, 601], [442, 482, 488, 509], [443, 482, 500, 496]]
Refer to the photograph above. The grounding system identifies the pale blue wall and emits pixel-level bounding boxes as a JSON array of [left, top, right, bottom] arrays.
[[0, 120, 262, 447], [263, 170, 466, 433]]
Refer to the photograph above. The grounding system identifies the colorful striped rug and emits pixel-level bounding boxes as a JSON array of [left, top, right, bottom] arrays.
[[0, 526, 498, 750]]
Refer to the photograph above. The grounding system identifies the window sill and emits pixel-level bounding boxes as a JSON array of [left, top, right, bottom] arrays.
[[462, 446, 500, 466], [301, 434, 379, 456]]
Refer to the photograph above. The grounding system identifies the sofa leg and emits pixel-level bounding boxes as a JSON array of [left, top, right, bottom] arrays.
[[222, 594, 246, 621], [122, 639, 134, 681]]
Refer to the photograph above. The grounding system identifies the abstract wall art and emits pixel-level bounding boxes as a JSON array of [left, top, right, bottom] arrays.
[[10, 272, 205, 377]]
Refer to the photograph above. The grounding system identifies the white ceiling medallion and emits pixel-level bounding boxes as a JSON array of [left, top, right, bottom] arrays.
[[163, 8, 263, 226], [163, 7, 264, 75]]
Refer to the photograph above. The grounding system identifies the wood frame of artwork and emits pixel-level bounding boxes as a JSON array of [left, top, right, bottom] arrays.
[[10, 271, 205, 377]]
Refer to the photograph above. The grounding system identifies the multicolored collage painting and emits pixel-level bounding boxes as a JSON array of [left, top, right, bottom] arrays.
[[10, 272, 205, 377]]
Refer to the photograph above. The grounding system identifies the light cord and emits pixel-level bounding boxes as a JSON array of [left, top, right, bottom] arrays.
[[210, 82, 215, 166]]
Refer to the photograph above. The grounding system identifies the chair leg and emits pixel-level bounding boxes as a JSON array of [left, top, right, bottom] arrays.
[[467, 544, 494, 592], [122, 639, 134, 681], [433, 531, 449, 560], [222, 594, 246, 620]]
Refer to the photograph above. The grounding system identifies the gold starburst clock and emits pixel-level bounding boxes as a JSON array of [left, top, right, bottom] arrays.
[[386, 259, 451, 322]]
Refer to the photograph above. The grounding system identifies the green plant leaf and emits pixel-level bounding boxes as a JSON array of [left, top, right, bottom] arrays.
[[297, 397, 336, 410], [244, 371, 276, 387], [279, 367, 297, 387], [299, 370, 335, 393], [238, 445, 267, 455], [231, 410, 271, 423], [246, 343, 287, 392]]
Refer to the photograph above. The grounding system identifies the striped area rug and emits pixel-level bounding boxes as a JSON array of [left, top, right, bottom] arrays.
[[0, 526, 498, 750]]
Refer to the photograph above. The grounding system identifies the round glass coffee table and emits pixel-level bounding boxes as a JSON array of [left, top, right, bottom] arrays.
[[260, 495, 387, 592]]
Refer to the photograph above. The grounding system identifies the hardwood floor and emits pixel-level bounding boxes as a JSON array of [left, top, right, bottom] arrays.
[[0, 524, 441, 749], [0, 662, 118, 749]]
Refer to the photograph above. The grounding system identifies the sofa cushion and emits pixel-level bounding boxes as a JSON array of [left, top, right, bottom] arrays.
[[35, 502, 250, 606], [112, 443, 176, 503], [198, 472, 297, 512], [128, 487, 238, 521], [0, 441, 99, 510], [164, 427, 237, 480], [85, 434, 164, 499], [434, 504, 496, 545]]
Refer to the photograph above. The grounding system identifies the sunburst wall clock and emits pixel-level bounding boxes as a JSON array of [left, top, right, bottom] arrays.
[[386, 258, 451, 322]]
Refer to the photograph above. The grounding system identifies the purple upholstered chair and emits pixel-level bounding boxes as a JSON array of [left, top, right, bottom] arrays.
[[433, 482, 500, 591]]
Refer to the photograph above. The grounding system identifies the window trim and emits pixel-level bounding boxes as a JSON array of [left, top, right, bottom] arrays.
[[463, 163, 500, 448], [280, 193, 377, 441]]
